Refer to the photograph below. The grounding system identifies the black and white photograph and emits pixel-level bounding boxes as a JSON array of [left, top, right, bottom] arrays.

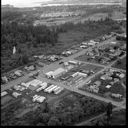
[[1, 0, 126, 126]]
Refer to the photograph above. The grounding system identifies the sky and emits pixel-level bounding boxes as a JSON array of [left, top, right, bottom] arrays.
[[1, 0, 53, 7]]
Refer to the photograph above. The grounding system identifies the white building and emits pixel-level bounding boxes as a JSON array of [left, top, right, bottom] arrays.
[[1, 91, 8, 97], [14, 70, 22, 76], [68, 60, 78, 65], [72, 72, 87, 78], [52, 68, 66, 79], [45, 71, 54, 78], [1, 76, 8, 83]]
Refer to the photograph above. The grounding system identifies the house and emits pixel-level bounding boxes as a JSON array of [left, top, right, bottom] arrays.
[[12, 92, 21, 98], [81, 41, 88, 45], [114, 78, 120, 83], [66, 65, 74, 70], [119, 73, 125, 78], [23, 79, 42, 89], [45, 71, 54, 78], [29, 79, 42, 87], [89, 85, 99, 93], [24, 65, 35, 71], [14, 70, 22, 77], [80, 45, 87, 48], [111, 93, 122, 99], [63, 62, 69, 66], [1, 91, 8, 97], [111, 41, 117, 45], [106, 85, 111, 89], [1, 76, 8, 83], [36, 96, 46, 103], [62, 51, 72, 56], [94, 81, 101, 87], [72, 72, 87, 78]]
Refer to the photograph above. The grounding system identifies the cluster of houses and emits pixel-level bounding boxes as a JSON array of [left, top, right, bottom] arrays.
[[80, 40, 99, 48], [1, 64, 38, 84], [40, 11, 82, 18], [1, 78, 64, 103], [34, 54, 61, 62], [85, 41, 125, 64], [1, 70, 23, 84], [86, 68, 125, 99]]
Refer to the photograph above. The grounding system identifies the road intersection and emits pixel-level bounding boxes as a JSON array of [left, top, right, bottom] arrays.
[[1, 36, 126, 109]]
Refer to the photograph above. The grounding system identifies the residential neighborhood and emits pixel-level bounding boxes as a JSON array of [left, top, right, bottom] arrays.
[[1, 0, 126, 126]]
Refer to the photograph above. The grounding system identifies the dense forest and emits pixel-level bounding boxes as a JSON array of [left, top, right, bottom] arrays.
[[1, 17, 123, 74], [1, 93, 108, 126], [1, 22, 58, 73]]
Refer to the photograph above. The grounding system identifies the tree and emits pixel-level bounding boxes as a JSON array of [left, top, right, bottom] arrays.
[[21, 54, 29, 64], [106, 102, 112, 125], [39, 113, 50, 124], [117, 59, 121, 65], [48, 116, 62, 126], [36, 123, 45, 126], [60, 112, 73, 125]]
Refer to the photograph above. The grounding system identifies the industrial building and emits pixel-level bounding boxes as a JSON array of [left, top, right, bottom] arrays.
[[46, 68, 66, 79]]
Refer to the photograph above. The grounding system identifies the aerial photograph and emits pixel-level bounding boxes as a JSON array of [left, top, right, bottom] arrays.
[[1, 0, 126, 126]]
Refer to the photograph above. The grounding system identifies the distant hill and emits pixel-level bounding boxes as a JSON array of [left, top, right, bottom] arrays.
[[40, 0, 124, 6]]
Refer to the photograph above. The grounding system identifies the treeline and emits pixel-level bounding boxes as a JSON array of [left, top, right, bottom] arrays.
[[1, 22, 58, 73], [57, 17, 123, 39]]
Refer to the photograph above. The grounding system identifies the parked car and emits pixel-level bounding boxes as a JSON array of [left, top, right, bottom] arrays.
[[59, 61, 64, 64]]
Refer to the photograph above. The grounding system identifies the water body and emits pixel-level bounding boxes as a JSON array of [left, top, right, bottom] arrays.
[[2, 0, 122, 8]]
